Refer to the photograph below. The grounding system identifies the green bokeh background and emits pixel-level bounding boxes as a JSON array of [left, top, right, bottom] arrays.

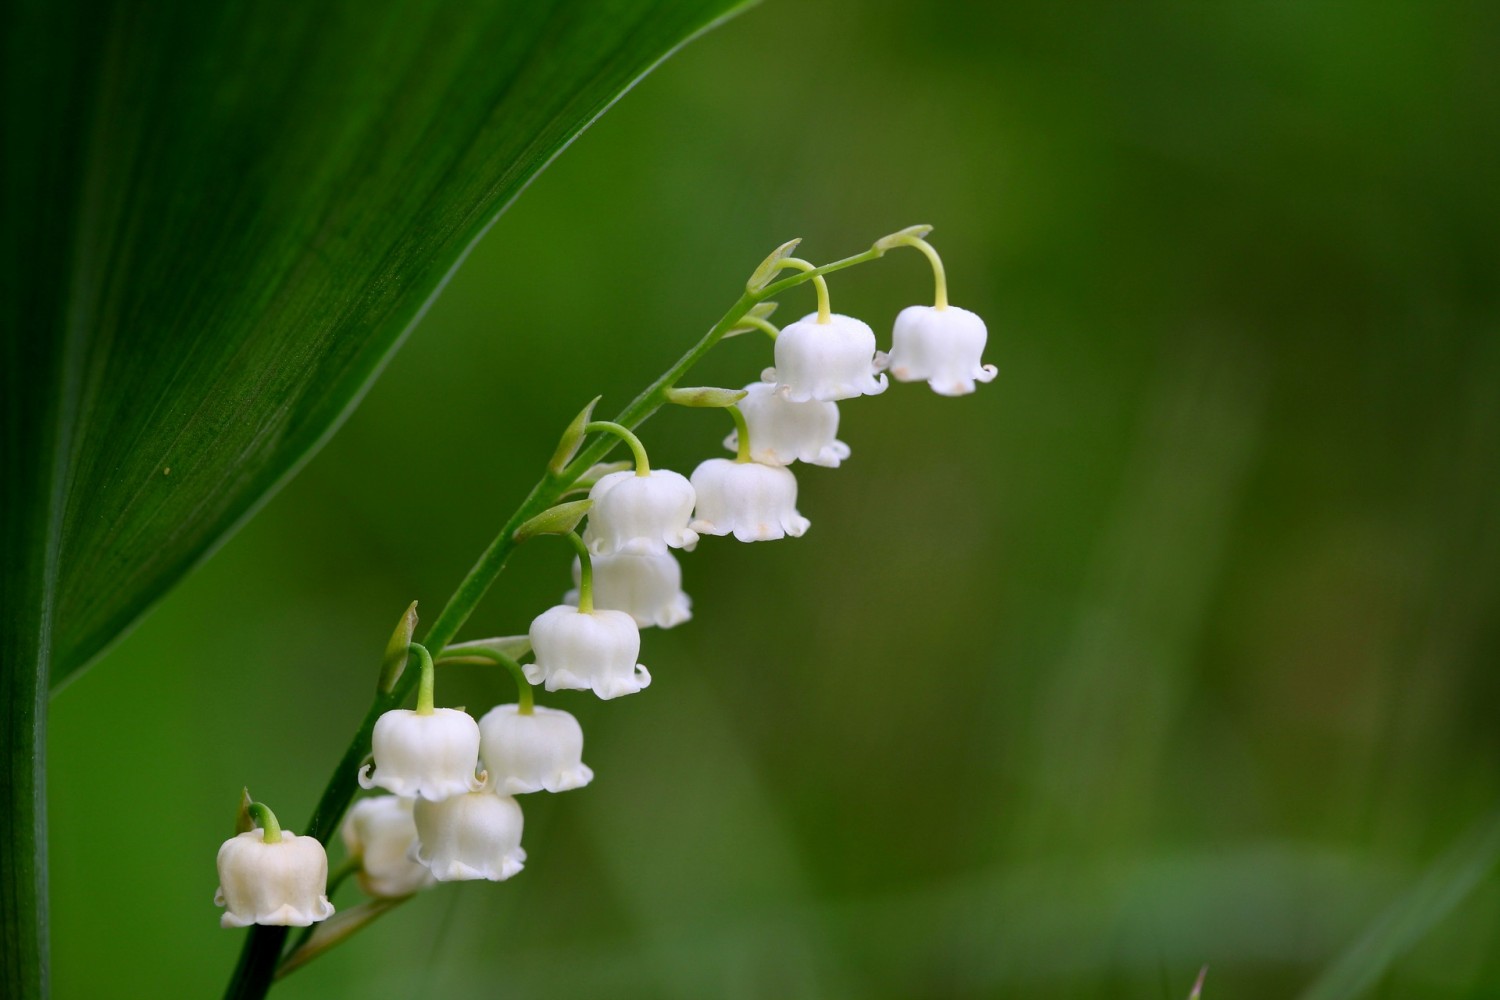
[[48, 2, 1500, 997]]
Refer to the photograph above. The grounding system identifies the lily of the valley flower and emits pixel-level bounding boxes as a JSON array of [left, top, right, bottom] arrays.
[[689, 457, 810, 542], [526, 604, 651, 699], [584, 469, 698, 555], [765, 312, 887, 402], [340, 796, 436, 898], [888, 305, 996, 396], [725, 381, 850, 468], [359, 708, 484, 801], [216, 825, 334, 928], [566, 550, 692, 629], [478, 704, 594, 794], [412, 791, 526, 882]]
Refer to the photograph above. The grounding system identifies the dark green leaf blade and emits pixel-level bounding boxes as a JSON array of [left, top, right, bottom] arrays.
[[1, 1, 748, 995], [30, 0, 751, 689]]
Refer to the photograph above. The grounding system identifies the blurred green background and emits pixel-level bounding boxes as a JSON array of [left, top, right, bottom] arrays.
[[47, 1, 1500, 997]]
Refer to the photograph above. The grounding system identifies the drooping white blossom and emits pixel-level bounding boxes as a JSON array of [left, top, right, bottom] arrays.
[[584, 469, 698, 555], [689, 458, 810, 542], [724, 381, 850, 468], [359, 708, 484, 801], [887, 304, 997, 396], [478, 704, 594, 795], [526, 604, 651, 699], [764, 312, 887, 402], [565, 550, 691, 629], [215, 830, 335, 928], [340, 796, 436, 898], [411, 791, 526, 882]]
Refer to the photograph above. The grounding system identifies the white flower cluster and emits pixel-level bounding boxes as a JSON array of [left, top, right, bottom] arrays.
[[212, 230, 994, 936]]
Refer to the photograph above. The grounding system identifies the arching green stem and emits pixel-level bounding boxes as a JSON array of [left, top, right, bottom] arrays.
[[326, 855, 359, 896], [436, 647, 534, 715], [777, 258, 832, 323], [728, 405, 752, 463], [584, 421, 650, 476], [563, 531, 595, 614], [888, 235, 948, 309], [409, 643, 435, 715], [246, 803, 282, 844], [738, 314, 780, 340]]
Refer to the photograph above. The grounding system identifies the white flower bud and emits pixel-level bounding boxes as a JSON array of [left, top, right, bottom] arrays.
[[584, 469, 698, 555], [339, 796, 436, 898], [359, 708, 484, 801], [478, 704, 594, 794], [765, 312, 887, 402], [724, 381, 850, 468], [411, 791, 526, 882], [215, 830, 335, 928], [888, 305, 997, 396], [526, 605, 651, 699], [565, 550, 691, 629], [689, 458, 810, 542]]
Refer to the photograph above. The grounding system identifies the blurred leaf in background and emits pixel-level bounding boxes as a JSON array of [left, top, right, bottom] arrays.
[[1, 0, 747, 995], [26, 0, 1500, 997]]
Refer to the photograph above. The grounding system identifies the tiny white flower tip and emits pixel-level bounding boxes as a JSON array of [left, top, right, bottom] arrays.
[[689, 458, 809, 543], [215, 830, 335, 928], [411, 792, 526, 883], [888, 304, 995, 395], [478, 704, 595, 794], [585, 469, 697, 557], [772, 312, 885, 402], [527, 605, 650, 699], [361, 708, 484, 801]]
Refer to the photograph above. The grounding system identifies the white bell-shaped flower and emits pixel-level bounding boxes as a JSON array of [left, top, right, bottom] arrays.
[[724, 381, 850, 468], [565, 550, 691, 629], [478, 704, 594, 794], [765, 312, 887, 402], [215, 830, 335, 928], [526, 604, 651, 699], [689, 458, 810, 542], [411, 790, 526, 882], [359, 708, 484, 801], [888, 304, 997, 396], [340, 796, 436, 898], [585, 469, 698, 555]]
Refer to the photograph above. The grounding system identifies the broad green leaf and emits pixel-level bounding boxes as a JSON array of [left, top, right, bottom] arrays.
[[1, 0, 749, 995]]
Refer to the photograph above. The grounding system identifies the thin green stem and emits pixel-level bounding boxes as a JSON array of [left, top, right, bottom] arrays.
[[224, 235, 894, 1000], [246, 803, 282, 844], [777, 258, 831, 322], [327, 855, 359, 897], [583, 421, 650, 476], [285, 856, 359, 957], [410, 643, 435, 715], [436, 647, 534, 714], [563, 532, 594, 614], [737, 315, 780, 340], [727, 405, 752, 463], [758, 246, 884, 300], [889, 235, 948, 309]]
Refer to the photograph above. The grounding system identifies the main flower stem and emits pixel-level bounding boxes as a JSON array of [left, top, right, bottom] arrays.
[[221, 237, 892, 1000]]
